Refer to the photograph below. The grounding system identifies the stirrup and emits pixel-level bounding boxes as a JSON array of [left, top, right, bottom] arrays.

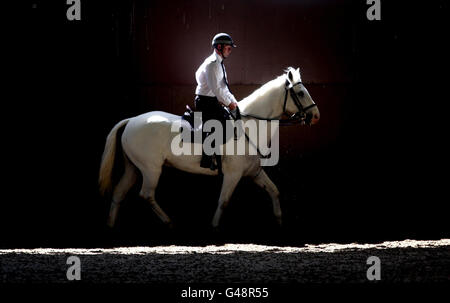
[[210, 157, 218, 171]]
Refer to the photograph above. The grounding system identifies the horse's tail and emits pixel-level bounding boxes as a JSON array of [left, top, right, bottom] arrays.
[[99, 118, 130, 196]]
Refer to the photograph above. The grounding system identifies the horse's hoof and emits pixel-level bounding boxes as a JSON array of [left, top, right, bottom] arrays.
[[210, 223, 222, 235], [276, 217, 283, 226], [106, 220, 115, 229], [167, 221, 175, 229]]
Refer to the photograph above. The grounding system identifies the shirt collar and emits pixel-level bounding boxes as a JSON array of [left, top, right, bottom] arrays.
[[213, 51, 223, 63]]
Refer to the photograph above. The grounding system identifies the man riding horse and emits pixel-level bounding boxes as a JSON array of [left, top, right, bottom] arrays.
[[194, 33, 238, 170]]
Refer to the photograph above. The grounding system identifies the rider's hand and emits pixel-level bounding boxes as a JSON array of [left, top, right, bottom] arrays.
[[228, 101, 237, 111]]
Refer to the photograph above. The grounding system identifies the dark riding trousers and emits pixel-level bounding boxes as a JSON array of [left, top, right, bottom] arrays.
[[194, 95, 229, 141], [194, 95, 228, 123]]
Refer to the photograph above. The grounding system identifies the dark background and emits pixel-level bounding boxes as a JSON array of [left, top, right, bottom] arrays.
[[3, 0, 448, 248]]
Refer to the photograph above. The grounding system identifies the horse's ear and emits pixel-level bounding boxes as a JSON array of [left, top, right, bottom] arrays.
[[296, 67, 300, 74], [288, 69, 294, 82]]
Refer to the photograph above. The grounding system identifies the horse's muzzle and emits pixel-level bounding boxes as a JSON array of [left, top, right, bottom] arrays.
[[311, 112, 320, 125]]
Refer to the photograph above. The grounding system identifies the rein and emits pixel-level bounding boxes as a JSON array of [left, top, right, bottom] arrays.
[[226, 107, 272, 159], [225, 73, 318, 160]]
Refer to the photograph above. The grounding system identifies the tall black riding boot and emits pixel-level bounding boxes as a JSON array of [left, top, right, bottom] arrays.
[[200, 151, 213, 169], [200, 130, 212, 169]]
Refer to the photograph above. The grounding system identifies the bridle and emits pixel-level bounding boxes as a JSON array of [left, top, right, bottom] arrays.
[[239, 73, 318, 126], [225, 71, 318, 162], [282, 79, 318, 126]]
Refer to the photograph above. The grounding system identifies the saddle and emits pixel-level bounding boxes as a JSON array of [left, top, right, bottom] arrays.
[[181, 105, 241, 174], [181, 105, 199, 129], [180, 105, 238, 143], [180, 105, 203, 144]]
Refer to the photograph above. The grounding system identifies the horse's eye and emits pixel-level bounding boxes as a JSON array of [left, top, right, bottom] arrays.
[[298, 91, 304, 97]]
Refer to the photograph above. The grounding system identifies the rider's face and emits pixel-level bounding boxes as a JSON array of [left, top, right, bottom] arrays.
[[222, 45, 232, 58], [218, 44, 233, 58]]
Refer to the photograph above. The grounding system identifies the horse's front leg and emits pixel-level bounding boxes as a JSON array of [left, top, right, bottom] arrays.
[[252, 169, 282, 225], [211, 172, 242, 228]]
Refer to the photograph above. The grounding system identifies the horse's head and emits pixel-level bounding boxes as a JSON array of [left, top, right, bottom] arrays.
[[284, 67, 320, 125]]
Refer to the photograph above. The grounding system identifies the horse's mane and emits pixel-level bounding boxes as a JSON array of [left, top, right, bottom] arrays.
[[241, 67, 298, 104], [241, 74, 286, 104]]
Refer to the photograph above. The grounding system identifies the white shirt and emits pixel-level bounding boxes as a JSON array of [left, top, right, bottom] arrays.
[[195, 51, 237, 106]]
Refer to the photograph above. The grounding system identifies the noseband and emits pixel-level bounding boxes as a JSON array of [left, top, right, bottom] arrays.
[[282, 80, 318, 125]]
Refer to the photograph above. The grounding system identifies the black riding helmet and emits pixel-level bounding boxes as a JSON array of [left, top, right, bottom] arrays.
[[212, 33, 237, 49]]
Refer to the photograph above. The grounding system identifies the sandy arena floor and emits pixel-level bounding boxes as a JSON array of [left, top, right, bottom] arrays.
[[0, 239, 449, 283]]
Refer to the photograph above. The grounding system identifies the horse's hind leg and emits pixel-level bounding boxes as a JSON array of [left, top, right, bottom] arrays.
[[252, 169, 282, 225], [107, 156, 138, 228], [140, 166, 172, 227]]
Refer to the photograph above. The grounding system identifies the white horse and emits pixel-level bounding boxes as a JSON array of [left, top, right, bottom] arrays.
[[99, 67, 320, 228]]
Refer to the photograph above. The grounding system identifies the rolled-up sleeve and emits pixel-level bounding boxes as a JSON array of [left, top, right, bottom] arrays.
[[205, 62, 236, 106]]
